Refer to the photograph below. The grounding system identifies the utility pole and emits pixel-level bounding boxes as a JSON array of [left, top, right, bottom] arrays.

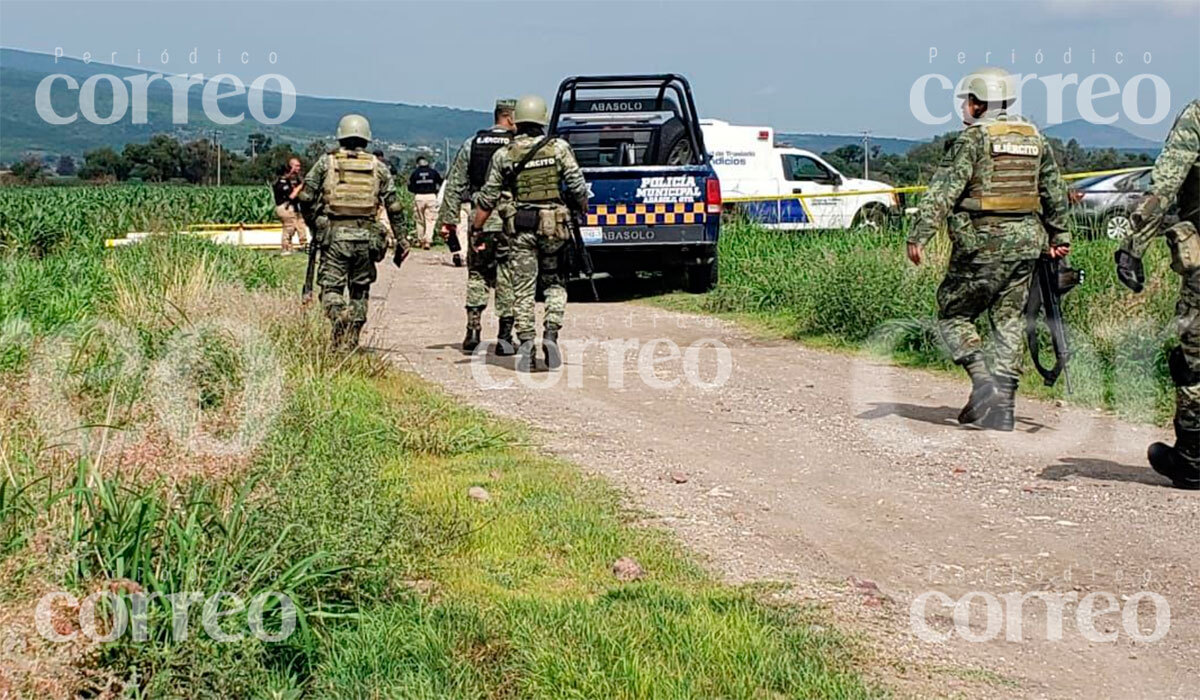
[[215, 130, 223, 186], [862, 130, 871, 180]]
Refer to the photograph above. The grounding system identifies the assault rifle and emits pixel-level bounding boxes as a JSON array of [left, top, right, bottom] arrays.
[[567, 210, 599, 301], [1024, 255, 1083, 391], [300, 200, 321, 303]]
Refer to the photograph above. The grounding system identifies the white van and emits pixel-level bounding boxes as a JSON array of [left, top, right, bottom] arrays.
[[700, 119, 896, 230]]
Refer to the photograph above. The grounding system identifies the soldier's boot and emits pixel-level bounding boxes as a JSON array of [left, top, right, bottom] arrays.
[[329, 321, 346, 351], [542, 323, 562, 370], [1148, 422, 1200, 490], [979, 375, 1017, 432], [495, 317, 517, 356], [514, 335, 535, 372], [957, 352, 997, 425], [452, 253, 464, 267], [345, 321, 364, 351], [462, 306, 484, 353]]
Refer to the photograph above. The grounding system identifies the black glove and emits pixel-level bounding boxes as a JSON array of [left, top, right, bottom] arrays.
[[1115, 249, 1145, 293]]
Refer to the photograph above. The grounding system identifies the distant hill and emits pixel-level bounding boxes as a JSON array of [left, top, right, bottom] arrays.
[[775, 133, 920, 156], [0, 48, 489, 162], [2, 47, 1164, 164], [1043, 119, 1161, 153], [777, 119, 1160, 158]]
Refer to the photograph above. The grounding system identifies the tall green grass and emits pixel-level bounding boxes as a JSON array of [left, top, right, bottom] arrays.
[[681, 221, 1178, 423], [1, 235, 882, 698]]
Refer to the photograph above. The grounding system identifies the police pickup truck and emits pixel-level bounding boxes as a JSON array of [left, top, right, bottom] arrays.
[[701, 119, 897, 230], [549, 74, 722, 292]]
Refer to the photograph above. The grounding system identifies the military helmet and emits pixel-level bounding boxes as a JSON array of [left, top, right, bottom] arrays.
[[336, 113, 372, 141], [956, 67, 1016, 104], [513, 94, 549, 126]]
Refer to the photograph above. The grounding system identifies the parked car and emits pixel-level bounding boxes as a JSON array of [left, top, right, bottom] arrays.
[[1068, 167, 1151, 240]]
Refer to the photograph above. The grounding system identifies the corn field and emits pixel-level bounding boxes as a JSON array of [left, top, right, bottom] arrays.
[[0, 185, 275, 255]]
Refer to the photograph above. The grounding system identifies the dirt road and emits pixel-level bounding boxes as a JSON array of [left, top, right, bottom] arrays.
[[369, 251, 1199, 699]]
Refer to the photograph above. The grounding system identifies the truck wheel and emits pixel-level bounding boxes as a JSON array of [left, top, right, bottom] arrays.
[[852, 203, 888, 230], [685, 259, 718, 294]]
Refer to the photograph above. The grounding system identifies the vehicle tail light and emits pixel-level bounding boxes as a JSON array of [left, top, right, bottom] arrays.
[[1068, 189, 1084, 205], [705, 177, 722, 215]]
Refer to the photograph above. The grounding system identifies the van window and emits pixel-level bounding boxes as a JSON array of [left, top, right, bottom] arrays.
[[781, 154, 831, 181]]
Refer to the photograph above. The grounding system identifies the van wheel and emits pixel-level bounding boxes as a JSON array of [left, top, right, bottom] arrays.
[[852, 203, 888, 230], [685, 258, 718, 293]]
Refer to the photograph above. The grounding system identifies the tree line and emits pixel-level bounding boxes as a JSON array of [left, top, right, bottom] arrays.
[[819, 134, 1155, 185], [2, 133, 412, 186], [3, 130, 1155, 188]]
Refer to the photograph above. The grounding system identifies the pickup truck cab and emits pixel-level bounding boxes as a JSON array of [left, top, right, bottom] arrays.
[[700, 119, 896, 230], [550, 75, 722, 292]]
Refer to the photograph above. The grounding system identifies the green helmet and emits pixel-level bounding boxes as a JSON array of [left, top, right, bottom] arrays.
[[956, 67, 1015, 104], [336, 113, 372, 142], [514, 94, 549, 126]]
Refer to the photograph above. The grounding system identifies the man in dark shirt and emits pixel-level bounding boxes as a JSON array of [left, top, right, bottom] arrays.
[[273, 157, 307, 254], [407, 155, 442, 250]]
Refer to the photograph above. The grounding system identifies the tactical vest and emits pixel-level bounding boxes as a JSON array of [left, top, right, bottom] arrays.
[[323, 149, 380, 217], [507, 138, 563, 205], [959, 120, 1042, 215], [468, 129, 514, 193], [1172, 104, 1200, 225]]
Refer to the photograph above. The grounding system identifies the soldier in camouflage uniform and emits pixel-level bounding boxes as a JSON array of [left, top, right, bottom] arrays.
[[473, 94, 590, 372], [299, 114, 408, 351], [1116, 99, 1200, 489], [907, 67, 1071, 431], [438, 99, 518, 353]]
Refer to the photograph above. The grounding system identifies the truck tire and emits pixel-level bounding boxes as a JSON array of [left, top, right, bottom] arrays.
[[851, 203, 888, 230], [685, 258, 718, 293]]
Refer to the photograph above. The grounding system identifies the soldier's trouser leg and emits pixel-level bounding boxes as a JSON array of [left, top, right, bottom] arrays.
[[1172, 277, 1200, 431], [1150, 283, 1200, 488], [320, 240, 375, 350], [936, 260, 1034, 379], [508, 231, 540, 341], [465, 229, 497, 310], [318, 242, 350, 347], [985, 260, 1036, 381], [539, 238, 567, 332]]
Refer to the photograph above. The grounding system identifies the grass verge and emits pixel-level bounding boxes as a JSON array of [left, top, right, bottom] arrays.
[[655, 220, 1179, 425], [1, 236, 880, 698]]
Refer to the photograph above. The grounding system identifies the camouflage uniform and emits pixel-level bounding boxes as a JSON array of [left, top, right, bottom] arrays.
[[300, 147, 407, 350], [908, 110, 1070, 382], [474, 134, 589, 344], [1120, 100, 1200, 487], [438, 128, 516, 319]]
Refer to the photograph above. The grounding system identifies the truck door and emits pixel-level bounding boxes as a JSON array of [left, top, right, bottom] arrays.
[[780, 153, 841, 229]]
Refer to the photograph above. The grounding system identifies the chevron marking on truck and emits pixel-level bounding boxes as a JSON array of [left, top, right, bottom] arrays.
[[587, 202, 707, 226]]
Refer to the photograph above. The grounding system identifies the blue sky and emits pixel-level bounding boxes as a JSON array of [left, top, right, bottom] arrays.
[[2, 0, 1197, 139]]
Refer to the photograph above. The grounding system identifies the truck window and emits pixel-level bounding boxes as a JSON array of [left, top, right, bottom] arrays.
[[781, 154, 832, 182]]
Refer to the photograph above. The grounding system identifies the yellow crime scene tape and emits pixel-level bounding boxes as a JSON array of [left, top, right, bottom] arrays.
[[723, 166, 1149, 204], [105, 166, 1150, 247]]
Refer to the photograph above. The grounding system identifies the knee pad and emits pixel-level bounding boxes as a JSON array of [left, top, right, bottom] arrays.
[[1169, 346, 1200, 387]]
